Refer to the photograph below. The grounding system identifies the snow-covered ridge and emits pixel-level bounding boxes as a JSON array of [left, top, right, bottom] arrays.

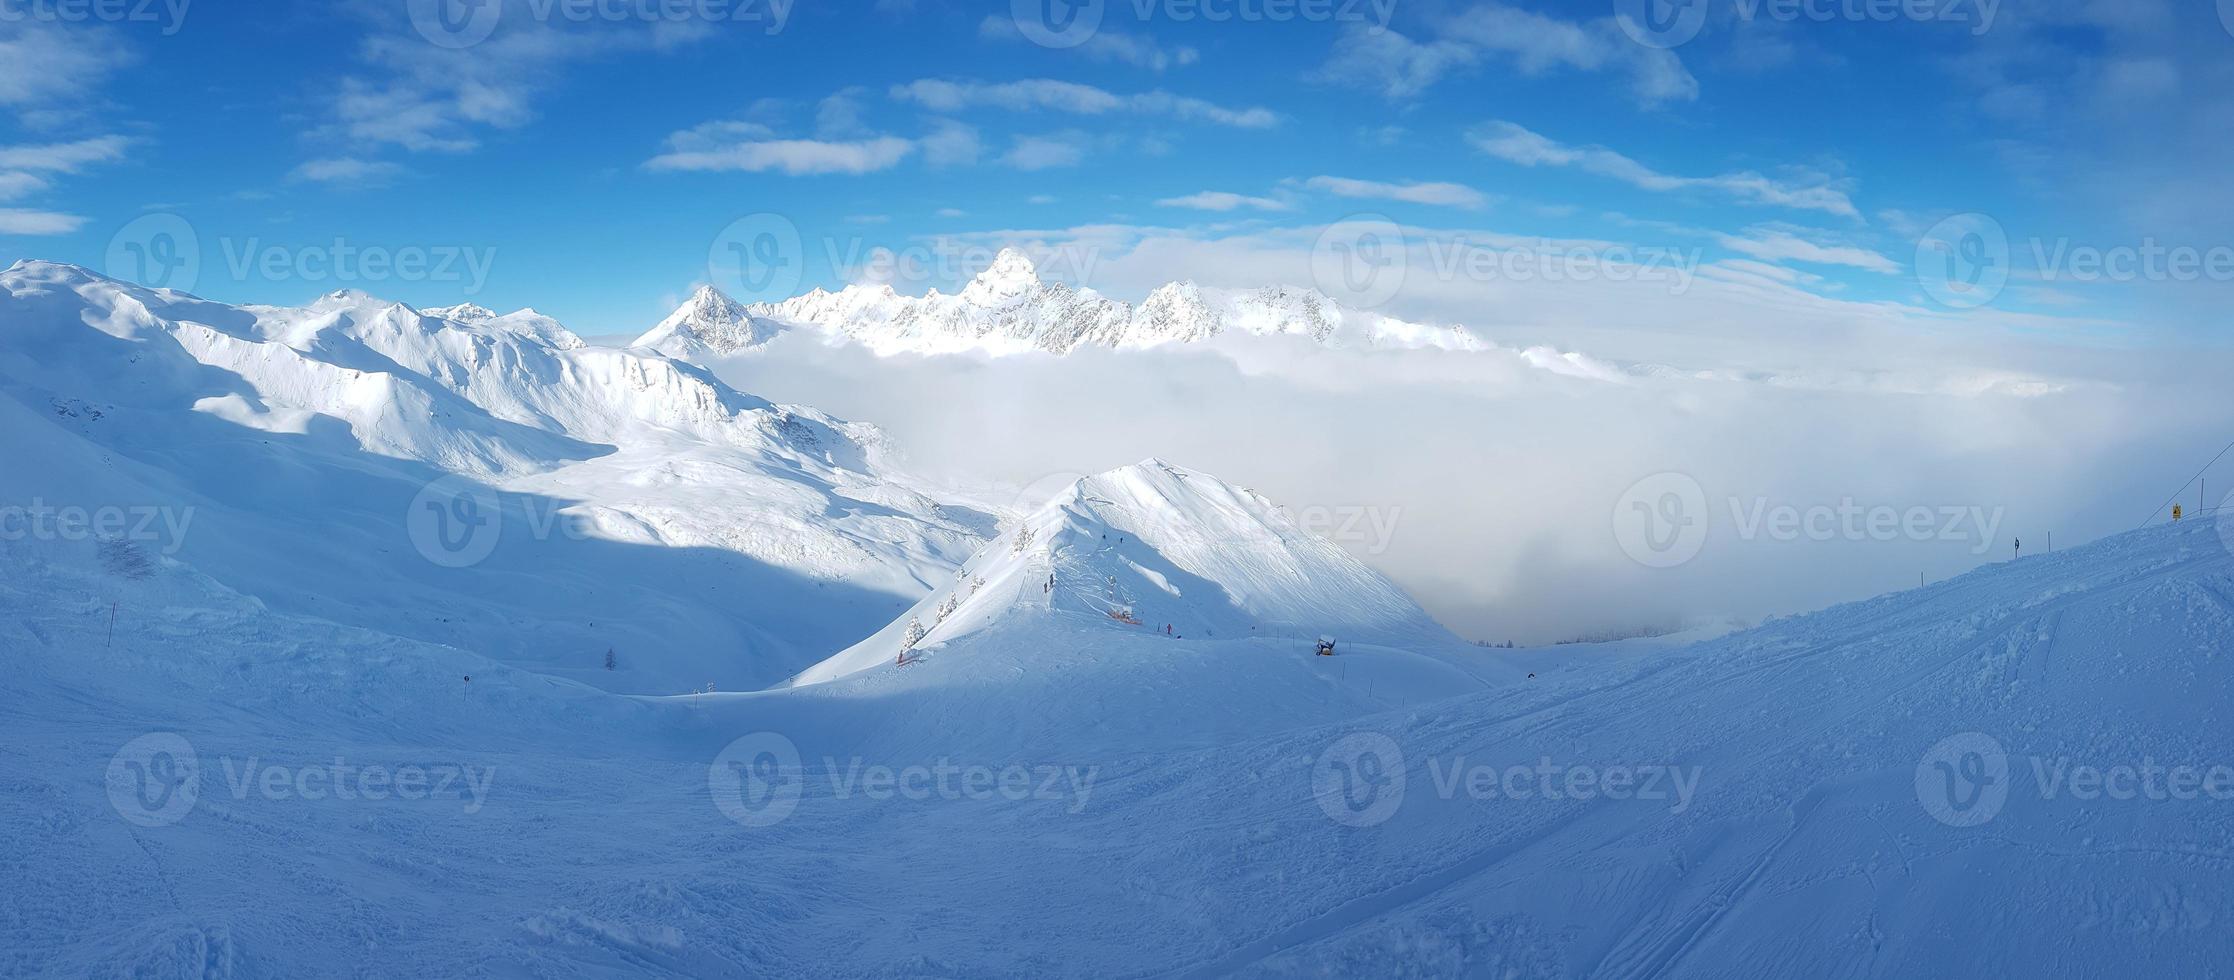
[[633, 247, 1486, 357], [0, 260, 990, 690], [792, 458, 1455, 685], [632, 284, 783, 357]]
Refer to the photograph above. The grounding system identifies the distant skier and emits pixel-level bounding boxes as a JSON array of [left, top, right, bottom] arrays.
[[1316, 636, 1336, 657]]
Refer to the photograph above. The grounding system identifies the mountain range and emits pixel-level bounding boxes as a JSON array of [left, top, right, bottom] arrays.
[[633, 247, 1485, 358]]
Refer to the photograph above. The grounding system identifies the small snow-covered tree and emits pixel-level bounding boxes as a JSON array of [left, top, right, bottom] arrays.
[[935, 594, 961, 624], [902, 618, 927, 650], [1010, 524, 1036, 555], [604, 648, 617, 670]]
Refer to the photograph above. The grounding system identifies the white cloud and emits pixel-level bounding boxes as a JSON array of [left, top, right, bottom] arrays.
[[701, 218, 2173, 647], [1319, 3, 1696, 106], [1299, 175, 1489, 210], [0, 172, 47, 201], [0, 21, 133, 117], [920, 120, 982, 167], [1155, 191, 1292, 212], [0, 136, 129, 173], [814, 87, 880, 140], [326, 10, 717, 157], [1440, 2, 1697, 106], [289, 157, 406, 186], [890, 79, 1277, 128], [0, 208, 84, 235], [1716, 226, 1898, 273], [646, 136, 916, 175], [978, 16, 1199, 71], [1317, 25, 1477, 100], [936, 208, 968, 218], [1469, 121, 1859, 218], [1003, 134, 1088, 170]]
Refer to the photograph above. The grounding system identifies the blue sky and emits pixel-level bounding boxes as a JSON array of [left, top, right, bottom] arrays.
[[0, 0, 2226, 341]]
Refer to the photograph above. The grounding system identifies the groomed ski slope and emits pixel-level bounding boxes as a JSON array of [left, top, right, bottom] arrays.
[[7, 501, 2234, 975]]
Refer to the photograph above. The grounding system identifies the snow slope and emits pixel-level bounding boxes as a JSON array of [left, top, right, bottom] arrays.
[[794, 458, 1458, 685], [6, 464, 2234, 974], [0, 260, 990, 691], [633, 248, 1485, 357]]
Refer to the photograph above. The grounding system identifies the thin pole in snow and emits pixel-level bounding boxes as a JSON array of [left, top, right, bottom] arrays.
[[106, 601, 117, 648]]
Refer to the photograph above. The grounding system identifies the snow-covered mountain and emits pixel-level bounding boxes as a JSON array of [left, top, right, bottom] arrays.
[[633, 248, 1484, 357], [0, 259, 991, 691], [630, 284, 785, 357], [793, 458, 1457, 685]]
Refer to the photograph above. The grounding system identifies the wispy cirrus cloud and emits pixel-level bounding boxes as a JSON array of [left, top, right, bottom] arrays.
[[889, 79, 1278, 128], [0, 135, 129, 234], [1717, 225, 1898, 273], [0, 20, 134, 121], [1469, 121, 1858, 218], [289, 157, 407, 187], [978, 16, 1199, 71], [1296, 175, 1489, 210], [1319, 2, 1695, 107], [1155, 191, 1292, 212], [0, 135, 130, 172], [0, 208, 86, 235], [647, 136, 916, 175]]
